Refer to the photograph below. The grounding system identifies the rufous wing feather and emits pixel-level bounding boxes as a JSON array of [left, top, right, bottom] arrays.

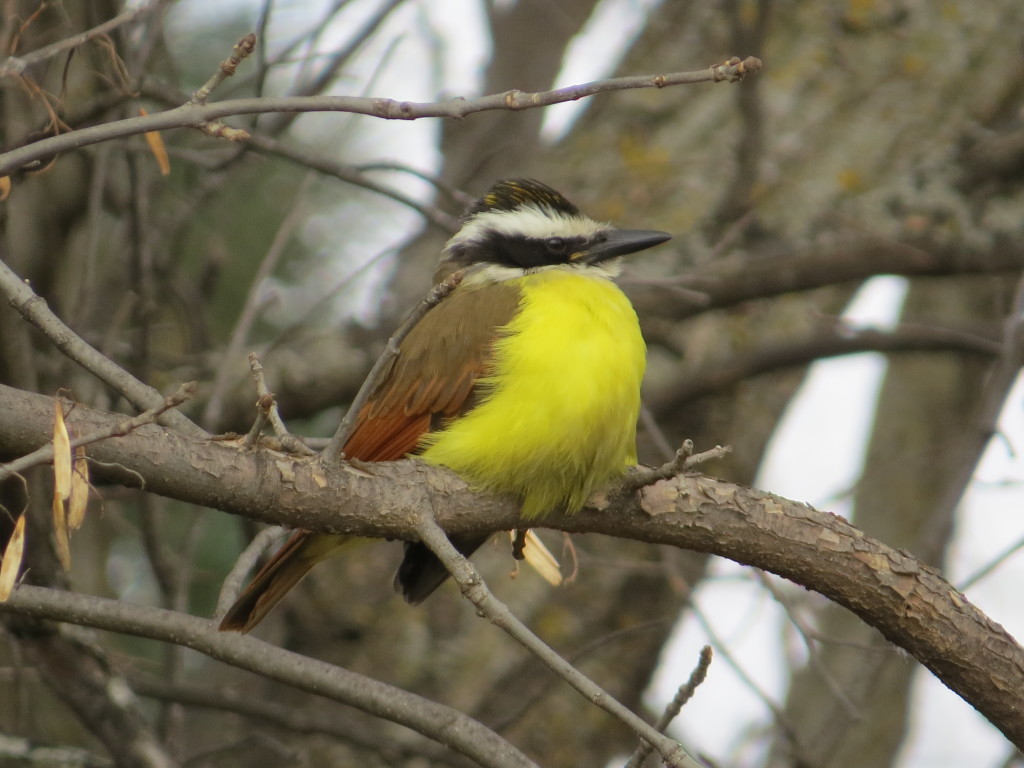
[[218, 531, 353, 632], [218, 281, 522, 630]]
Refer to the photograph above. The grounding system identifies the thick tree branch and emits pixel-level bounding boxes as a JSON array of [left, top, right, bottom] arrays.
[[0, 586, 535, 768], [631, 237, 1024, 321], [0, 383, 1021, 749], [653, 323, 1001, 407], [0, 58, 762, 176], [127, 675, 428, 764]]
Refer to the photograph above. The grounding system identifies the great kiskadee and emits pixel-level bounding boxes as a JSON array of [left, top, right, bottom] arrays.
[[219, 178, 670, 632]]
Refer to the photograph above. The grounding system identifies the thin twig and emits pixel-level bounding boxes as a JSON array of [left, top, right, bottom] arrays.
[[243, 353, 315, 455], [625, 646, 713, 768], [0, 383, 196, 482], [412, 516, 704, 768], [0, 0, 166, 76], [128, 673, 417, 764], [917, 271, 1024, 557], [245, 132, 459, 232], [243, 393, 273, 447], [189, 33, 258, 140], [320, 269, 466, 464], [687, 600, 805, 758], [259, 0, 408, 136], [0, 57, 763, 176], [621, 442, 732, 494], [0, 257, 205, 436], [755, 572, 861, 717], [201, 172, 314, 429], [134, 82, 459, 230], [958, 531, 1024, 591]]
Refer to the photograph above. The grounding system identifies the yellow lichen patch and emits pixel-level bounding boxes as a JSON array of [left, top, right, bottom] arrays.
[[901, 54, 927, 76], [837, 167, 864, 193]]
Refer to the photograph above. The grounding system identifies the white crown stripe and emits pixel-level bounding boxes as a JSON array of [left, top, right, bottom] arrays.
[[445, 204, 611, 251]]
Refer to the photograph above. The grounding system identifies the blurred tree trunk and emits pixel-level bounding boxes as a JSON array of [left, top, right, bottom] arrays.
[[768, 276, 1013, 768]]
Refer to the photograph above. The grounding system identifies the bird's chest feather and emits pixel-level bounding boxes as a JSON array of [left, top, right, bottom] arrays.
[[490, 270, 645, 424], [420, 269, 645, 516]]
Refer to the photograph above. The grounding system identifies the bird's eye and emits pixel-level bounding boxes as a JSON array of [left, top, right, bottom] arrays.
[[546, 237, 567, 254]]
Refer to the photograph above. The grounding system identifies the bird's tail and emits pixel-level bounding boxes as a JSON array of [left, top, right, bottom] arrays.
[[395, 533, 491, 605], [218, 531, 353, 633]]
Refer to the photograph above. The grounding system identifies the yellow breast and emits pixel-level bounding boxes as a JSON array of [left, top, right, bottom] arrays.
[[420, 268, 646, 518]]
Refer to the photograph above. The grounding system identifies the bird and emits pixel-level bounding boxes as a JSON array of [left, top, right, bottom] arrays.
[[218, 178, 670, 633]]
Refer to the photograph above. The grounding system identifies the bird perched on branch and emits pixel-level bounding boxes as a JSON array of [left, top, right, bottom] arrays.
[[219, 178, 670, 633]]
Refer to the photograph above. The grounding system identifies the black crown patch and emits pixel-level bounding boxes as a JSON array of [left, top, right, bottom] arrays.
[[469, 178, 581, 218]]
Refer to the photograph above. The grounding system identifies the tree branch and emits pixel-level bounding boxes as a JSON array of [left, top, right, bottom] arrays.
[[0, 258, 205, 437], [0, 0, 167, 76], [0, 586, 536, 768], [0, 58, 762, 177], [653, 323, 1001, 407], [630, 237, 1024, 321], [0, 382, 1021, 750], [413, 516, 701, 768]]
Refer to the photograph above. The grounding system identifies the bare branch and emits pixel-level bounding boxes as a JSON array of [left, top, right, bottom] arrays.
[[127, 674, 425, 764], [0, 0, 167, 76], [0, 384, 1022, 749], [0, 58, 763, 176], [625, 646, 713, 768], [189, 34, 257, 107], [0, 258, 205, 437], [201, 173, 313, 429], [917, 272, 1024, 556], [215, 526, 288, 619], [19, 629, 179, 768], [653, 323, 1002, 409], [0, 383, 196, 483], [631, 237, 1024, 322], [620, 441, 732, 493], [411, 516, 704, 768], [0, 586, 537, 768], [189, 33, 258, 141], [244, 131, 460, 231]]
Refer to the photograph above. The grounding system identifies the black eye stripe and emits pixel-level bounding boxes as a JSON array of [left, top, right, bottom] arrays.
[[483, 233, 588, 269]]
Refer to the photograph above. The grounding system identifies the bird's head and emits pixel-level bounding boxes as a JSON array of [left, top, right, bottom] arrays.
[[438, 178, 670, 284]]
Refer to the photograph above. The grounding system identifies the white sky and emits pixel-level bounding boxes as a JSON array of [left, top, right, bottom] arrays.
[[164, 2, 1024, 765]]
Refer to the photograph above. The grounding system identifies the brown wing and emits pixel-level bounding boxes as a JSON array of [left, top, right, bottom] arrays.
[[343, 280, 521, 460], [218, 280, 521, 632]]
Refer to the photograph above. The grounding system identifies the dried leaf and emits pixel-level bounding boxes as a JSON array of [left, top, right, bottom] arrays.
[[52, 493, 71, 571], [516, 530, 563, 587], [139, 108, 170, 176], [68, 444, 89, 529], [0, 515, 25, 601], [53, 401, 71, 501]]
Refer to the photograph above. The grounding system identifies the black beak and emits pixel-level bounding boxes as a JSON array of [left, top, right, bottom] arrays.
[[581, 229, 672, 264]]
